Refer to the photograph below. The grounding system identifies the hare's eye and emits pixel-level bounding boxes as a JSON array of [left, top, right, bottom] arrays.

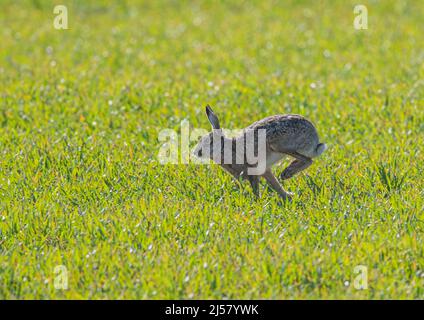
[[197, 149, 202, 157]]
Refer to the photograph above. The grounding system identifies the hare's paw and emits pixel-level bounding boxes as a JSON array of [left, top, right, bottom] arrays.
[[279, 190, 293, 201]]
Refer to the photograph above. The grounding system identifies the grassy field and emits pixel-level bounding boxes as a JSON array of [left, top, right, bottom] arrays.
[[0, 0, 423, 299]]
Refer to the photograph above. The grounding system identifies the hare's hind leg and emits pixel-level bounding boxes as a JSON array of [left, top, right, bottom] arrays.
[[262, 170, 293, 199], [279, 151, 312, 180], [247, 175, 260, 198]]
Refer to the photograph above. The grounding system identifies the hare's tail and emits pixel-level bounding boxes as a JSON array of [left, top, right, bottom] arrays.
[[315, 143, 327, 157]]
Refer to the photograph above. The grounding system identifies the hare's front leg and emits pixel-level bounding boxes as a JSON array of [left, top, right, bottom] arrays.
[[262, 170, 293, 199], [280, 153, 312, 180]]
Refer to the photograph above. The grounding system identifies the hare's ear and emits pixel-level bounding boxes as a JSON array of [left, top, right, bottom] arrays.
[[205, 105, 220, 129]]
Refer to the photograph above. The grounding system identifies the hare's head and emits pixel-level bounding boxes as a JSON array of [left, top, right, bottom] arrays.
[[193, 105, 231, 162]]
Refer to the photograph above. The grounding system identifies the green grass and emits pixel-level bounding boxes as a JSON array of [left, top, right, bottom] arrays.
[[0, 0, 423, 299]]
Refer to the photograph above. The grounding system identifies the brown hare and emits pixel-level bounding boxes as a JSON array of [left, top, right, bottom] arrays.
[[193, 105, 326, 199]]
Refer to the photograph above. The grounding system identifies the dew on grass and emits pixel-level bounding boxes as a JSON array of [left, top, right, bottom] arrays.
[[323, 50, 331, 58]]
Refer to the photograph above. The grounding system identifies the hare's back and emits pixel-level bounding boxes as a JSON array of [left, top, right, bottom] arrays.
[[247, 114, 316, 138], [248, 114, 320, 157]]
